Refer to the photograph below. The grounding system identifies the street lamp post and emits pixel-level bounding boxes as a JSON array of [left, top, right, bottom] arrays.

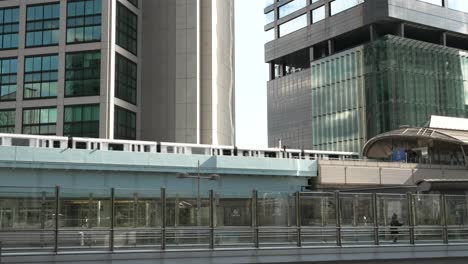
[[177, 160, 220, 226]]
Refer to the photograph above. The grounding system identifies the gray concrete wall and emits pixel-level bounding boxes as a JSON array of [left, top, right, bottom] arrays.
[[141, 0, 235, 146]]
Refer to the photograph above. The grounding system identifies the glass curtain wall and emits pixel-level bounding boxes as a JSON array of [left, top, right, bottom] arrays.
[[63, 104, 100, 137], [116, 3, 137, 55], [24, 54, 59, 99], [25, 3, 60, 47], [0, 109, 15, 133], [0, 57, 17, 102], [0, 7, 19, 50], [66, 0, 102, 44], [365, 35, 468, 139], [311, 47, 366, 153], [311, 35, 468, 153]]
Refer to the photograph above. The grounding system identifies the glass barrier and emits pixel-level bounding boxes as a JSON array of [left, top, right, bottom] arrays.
[[377, 194, 410, 245], [300, 192, 337, 246], [2, 187, 468, 254], [113, 189, 162, 249], [165, 191, 210, 249], [0, 187, 55, 252], [214, 192, 253, 248], [258, 192, 297, 247], [445, 195, 468, 243], [59, 188, 111, 251], [339, 193, 375, 245], [413, 194, 443, 244]]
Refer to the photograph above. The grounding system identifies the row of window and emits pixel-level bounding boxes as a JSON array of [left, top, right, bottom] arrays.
[[0, 0, 138, 55], [420, 0, 468, 13], [0, 105, 136, 140], [0, 50, 137, 105], [265, 0, 364, 42]]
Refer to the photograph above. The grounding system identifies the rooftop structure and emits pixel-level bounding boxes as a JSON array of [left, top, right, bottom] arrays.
[[265, 0, 468, 154]]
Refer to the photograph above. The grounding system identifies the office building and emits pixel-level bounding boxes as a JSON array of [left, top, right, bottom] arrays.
[[0, 0, 235, 146], [265, 0, 468, 153]]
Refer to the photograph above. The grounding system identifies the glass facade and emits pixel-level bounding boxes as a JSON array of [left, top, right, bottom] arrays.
[[24, 54, 58, 99], [312, 6, 325, 24], [67, 0, 102, 44], [279, 0, 307, 18], [0, 57, 17, 102], [265, 11, 274, 24], [365, 35, 468, 139], [64, 104, 100, 137], [448, 0, 468, 13], [311, 47, 366, 152], [26, 3, 60, 47], [115, 53, 137, 105], [65, 50, 101, 97], [0, 7, 19, 50], [114, 106, 136, 140], [22, 107, 57, 135], [330, 0, 365, 16], [310, 35, 468, 153], [0, 109, 15, 133], [117, 3, 138, 55], [279, 14, 307, 37]]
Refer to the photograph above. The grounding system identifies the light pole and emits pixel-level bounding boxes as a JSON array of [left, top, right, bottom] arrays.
[[176, 160, 220, 225]]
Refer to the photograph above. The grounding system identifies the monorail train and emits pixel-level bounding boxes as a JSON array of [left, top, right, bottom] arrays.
[[0, 133, 359, 161]]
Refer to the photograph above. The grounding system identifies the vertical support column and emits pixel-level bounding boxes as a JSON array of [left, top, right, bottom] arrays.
[[309, 47, 315, 62], [161, 187, 166, 250], [109, 188, 115, 251], [209, 190, 215, 249], [370, 24, 377, 42], [441, 32, 447, 46], [54, 186, 60, 254], [407, 193, 415, 245], [328, 39, 334, 56], [253, 190, 259, 248], [335, 191, 342, 247], [397, 23, 405, 38], [372, 193, 379, 245], [295, 192, 302, 247], [441, 194, 449, 244]]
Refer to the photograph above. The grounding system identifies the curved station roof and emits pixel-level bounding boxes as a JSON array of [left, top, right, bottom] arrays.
[[363, 116, 468, 159]]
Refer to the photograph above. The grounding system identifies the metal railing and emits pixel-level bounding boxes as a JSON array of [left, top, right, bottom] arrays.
[[1, 186, 468, 256]]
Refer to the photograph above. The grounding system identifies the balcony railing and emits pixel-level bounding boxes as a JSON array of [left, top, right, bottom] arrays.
[[0, 186, 467, 256]]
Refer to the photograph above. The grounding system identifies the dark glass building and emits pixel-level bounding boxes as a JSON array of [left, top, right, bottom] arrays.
[[265, 0, 468, 153]]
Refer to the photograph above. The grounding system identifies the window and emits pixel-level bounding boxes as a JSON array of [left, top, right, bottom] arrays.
[[312, 5, 325, 23], [279, 14, 307, 37], [0, 58, 17, 102], [117, 3, 138, 55], [65, 50, 101, 97], [0, 7, 19, 50], [67, 0, 102, 43], [265, 0, 275, 7], [114, 106, 136, 140], [265, 11, 274, 24], [22, 107, 57, 135], [419, 0, 443, 6], [128, 0, 138, 7], [116, 53, 137, 105], [0, 109, 15, 133], [265, 28, 275, 43], [330, 0, 364, 16], [448, 0, 468, 13], [24, 54, 58, 99], [64, 104, 99, 137], [279, 0, 307, 18], [26, 3, 60, 47]]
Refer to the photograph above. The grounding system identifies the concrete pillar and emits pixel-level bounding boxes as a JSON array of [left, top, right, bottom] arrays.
[[441, 32, 447, 46], [328, 39, 334, 55], [370, 24, 377, 41], [398, 23, 405, 38]]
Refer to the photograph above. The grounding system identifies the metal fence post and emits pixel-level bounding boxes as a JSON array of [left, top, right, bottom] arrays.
[[161, 187, 166, 250], [335, 191, 342, 247], [109, 188, 115, 251], [441, 194, 449, 244], [209, 190, 215, 249], [407, 192, 415, 245], [253, 190, 259, 248], [54, 185, 60, 254], [372, 193, 379, 246], [296, 192, 302, 247]]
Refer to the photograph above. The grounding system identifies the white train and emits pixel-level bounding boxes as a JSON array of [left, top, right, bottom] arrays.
[[0, 133, 359, 161]]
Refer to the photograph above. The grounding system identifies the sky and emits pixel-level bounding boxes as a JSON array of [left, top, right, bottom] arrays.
[[234, 0, 268, 148]]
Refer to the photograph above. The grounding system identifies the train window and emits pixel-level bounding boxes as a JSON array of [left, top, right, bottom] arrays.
[[75, 142, 87, 149], [108, 144, 124, 151], [12, 138, 29, 146]]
